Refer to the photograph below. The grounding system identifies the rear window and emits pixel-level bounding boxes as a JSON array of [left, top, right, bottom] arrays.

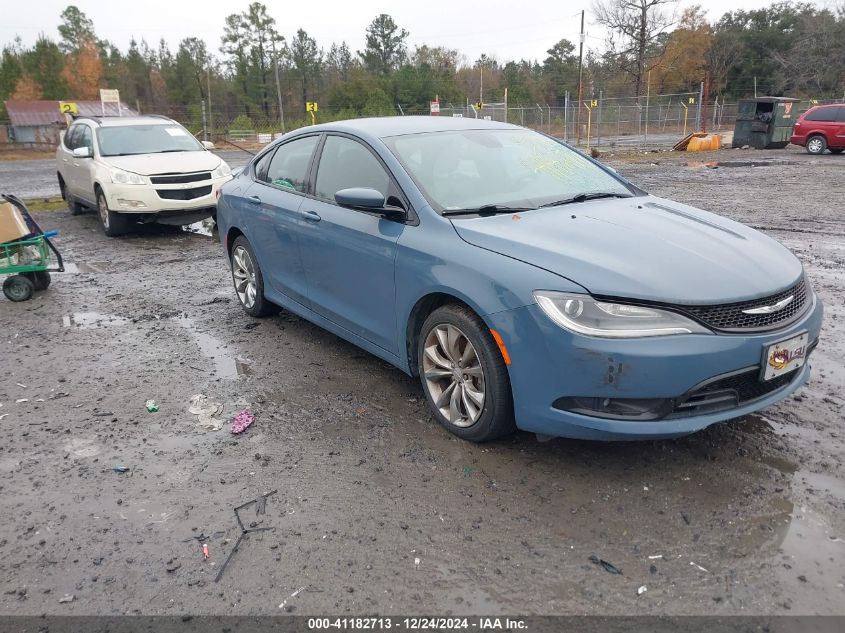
[[804, 107, 839, 122]]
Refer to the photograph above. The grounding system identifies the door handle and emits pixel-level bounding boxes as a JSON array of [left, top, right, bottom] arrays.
[[302, 210, 321, 222], [247, 195, 261, 204]]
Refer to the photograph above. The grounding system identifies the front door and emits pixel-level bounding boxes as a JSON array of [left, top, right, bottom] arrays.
[[297, 135, 405, 354], [241, 135, 320, 307]]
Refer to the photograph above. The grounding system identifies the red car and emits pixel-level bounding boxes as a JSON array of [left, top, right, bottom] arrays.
[[790, 103, 845, 154]]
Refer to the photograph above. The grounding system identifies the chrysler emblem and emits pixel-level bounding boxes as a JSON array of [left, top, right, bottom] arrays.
[[742, 295, 794, 315]]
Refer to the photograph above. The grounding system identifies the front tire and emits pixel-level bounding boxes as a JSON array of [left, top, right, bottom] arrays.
[[97, 189, 129, 237], [806, 135, 827, 155], [3, 275, 34, 302], [418, 304, 515, 442], [230, 236, 275, 317]]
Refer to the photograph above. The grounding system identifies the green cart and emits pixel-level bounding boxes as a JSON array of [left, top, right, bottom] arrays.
[[1, 194, 64, 302]]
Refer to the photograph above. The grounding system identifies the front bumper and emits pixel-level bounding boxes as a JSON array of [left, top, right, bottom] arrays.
[[103, 176, 231, 215], [487, 293, 823, 440]]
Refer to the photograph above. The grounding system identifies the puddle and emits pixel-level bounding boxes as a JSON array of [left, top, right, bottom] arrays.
[[686, 160, 799, 168], [182, 218, 216, 237], [175, 315, 251, 379], [63, 312, 130, 329]]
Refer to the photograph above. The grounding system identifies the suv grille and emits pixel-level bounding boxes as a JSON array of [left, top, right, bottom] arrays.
[[678, 277, 808, 332], [150, 172, 211, 185], [156, 185, 212, 201]]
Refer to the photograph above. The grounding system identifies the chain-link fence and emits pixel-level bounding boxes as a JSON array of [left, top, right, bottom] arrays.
[[4, 93, 837, 153]]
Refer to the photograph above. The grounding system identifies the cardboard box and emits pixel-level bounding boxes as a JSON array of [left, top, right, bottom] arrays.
[[0, 201, 30, 245]]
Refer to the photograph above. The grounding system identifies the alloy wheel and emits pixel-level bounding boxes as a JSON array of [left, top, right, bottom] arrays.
[[232, 246, 257, 308], [807, 138, 823, 153], [422, 324, 485, 427]]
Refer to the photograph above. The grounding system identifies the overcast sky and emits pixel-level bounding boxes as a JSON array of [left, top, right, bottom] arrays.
[[0, 0, 831, 63]]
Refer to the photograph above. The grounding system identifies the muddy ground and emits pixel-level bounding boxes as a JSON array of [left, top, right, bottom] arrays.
[[0, 146, 843, 617]]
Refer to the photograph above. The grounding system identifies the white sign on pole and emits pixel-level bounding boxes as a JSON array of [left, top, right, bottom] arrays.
[[430, 101, 440, 115], [100, 88, 121, 116]]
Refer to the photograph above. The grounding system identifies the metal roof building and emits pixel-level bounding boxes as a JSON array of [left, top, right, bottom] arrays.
[[3, 100, 138, 144]]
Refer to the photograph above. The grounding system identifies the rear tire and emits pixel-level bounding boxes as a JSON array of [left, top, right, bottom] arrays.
[[230, 236, 275, 317], [97, 189, 129, 237], [418, 304, 515, 442], [806, 135, 827, 155], [3, 275, 34, 302], [59, 177, 85, 215], [22, 271, 51, 291]]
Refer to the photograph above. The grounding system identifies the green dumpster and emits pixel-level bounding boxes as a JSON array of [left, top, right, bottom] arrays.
[[731, 97, 800, 149]]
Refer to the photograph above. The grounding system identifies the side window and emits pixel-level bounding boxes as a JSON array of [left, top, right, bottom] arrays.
[[258, 136, 318, 193], [253, 149, 275, 182], [78, 126, 93, 152], [805, 108, 835, 122], [65, 125, 81, 150], [836, 107, 845, 123], [315, 136, 391, 202]]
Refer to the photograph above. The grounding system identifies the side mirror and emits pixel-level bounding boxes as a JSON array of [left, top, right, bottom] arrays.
[[334, 188, 405, 220], [72, 146, 92, 159], [201, 140, 216, 150]]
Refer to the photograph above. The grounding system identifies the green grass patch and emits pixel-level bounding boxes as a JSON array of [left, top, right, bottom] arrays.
[[21, 197, 67, 212]]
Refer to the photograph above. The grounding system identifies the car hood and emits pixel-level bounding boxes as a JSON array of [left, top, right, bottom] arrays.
[[103, 151, 222, 176], [450, 195, 803, 304]]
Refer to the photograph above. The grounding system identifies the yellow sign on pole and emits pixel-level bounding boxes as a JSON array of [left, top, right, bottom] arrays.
[[590, 99, 598, 107], [59, 101, 78, 114], [475, 102, 483, 110], [688, 97, 695, 104], [306, 102, 318, 124]]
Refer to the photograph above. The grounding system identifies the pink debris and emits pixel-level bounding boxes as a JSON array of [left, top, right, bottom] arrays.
[[230, 410, 255, 434]]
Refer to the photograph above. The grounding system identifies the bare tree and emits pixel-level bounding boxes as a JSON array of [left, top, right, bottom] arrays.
[[593, 0, 677, 96]]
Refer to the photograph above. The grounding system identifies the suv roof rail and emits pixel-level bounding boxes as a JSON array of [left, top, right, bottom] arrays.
[[69, 115, 101, 124]]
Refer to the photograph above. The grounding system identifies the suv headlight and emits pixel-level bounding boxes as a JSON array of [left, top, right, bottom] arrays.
[[534, 291, 711, 338], [213, 162, 232, 178], [110, 168, 146, 185]]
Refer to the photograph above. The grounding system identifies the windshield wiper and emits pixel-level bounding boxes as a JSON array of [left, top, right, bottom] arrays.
[[538, 192, 632, 208], [442, 204, 535, 217], [158, 149, 190, 153]]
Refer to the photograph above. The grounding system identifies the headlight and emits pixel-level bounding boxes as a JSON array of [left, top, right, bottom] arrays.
[[213, 162, 232, 178], [110, 168, 146, 185], [534, 291, 711, 338]]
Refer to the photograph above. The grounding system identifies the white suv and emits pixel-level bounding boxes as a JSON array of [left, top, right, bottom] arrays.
[[56, 115, 232, 236]]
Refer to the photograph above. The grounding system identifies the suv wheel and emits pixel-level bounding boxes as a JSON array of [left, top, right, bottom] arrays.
[[97, 189, 129, 237], [58, 177, 84, 215], [418, 304, 515, 442], [806, 135, 827, 155]]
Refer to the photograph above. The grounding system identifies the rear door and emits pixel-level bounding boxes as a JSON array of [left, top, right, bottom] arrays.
[[297, 134, 406, 354], [59, 124, 82, 195], [834, 106, 845, 148], [241, 134, 320, 307], [71, 125, 97, 204]]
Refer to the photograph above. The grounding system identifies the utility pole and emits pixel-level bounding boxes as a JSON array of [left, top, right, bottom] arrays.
[[207, 66, 213, 141], [576, 9, 585, 144], [479, 65, 483, 107], [272, 38, 285, 134]]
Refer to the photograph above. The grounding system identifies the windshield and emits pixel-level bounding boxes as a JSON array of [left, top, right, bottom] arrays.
[[97, 124, 203, 156], [384, 128, 634, 213]]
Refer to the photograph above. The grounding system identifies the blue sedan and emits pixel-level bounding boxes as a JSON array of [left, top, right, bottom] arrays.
[[216, 117, 823, 442]]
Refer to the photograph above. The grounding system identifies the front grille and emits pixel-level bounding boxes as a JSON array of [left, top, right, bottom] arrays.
[[678, 277, 808, 332], [150, 172, 211, 185], [156, 185, 212, 201]]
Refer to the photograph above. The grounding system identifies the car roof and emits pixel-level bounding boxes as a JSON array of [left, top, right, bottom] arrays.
[[305, 116, 521, 138], [74, 116, 176, 127]]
